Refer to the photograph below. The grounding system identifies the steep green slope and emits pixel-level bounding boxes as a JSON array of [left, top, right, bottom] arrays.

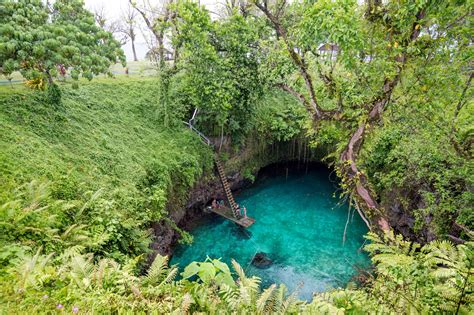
[[0, 78, 212, 261]]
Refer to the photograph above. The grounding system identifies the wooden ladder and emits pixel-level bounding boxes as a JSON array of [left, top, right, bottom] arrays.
[[184, 109, 245, 222], [215, 158, 241, 219]]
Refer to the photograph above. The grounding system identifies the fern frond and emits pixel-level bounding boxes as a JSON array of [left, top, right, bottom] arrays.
[[257, 284, 275, 313], [239, 282, 251, 306], [231, 259, 247, 281], [280, 290, 300, 314], [76, 189, 103, 218], [144, 254, 169, 286], [220, 284, 239, 310], [181, 293, 193, 313], [308, 295, 345, 315], [159, 266, 178, 287]]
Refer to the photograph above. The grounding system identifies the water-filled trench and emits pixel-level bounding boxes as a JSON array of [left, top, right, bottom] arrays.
[[171, 163, 371, 300]]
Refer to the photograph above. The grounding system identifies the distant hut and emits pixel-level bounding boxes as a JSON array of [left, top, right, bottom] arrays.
[[318, 44, 340, 60]]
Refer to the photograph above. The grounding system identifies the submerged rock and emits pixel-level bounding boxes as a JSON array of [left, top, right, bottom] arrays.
[[251, 252, 273, 268]]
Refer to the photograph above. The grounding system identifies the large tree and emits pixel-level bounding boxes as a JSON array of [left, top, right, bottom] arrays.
[[171, 1, 262, 141], [252, 0, 472, 233], [0, 0, 125, 88]]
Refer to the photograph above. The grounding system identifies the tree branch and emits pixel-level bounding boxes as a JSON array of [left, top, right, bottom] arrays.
[[255, 1, 326, 118], [339, 8, 427, 231], [275, 83, 315, 116]]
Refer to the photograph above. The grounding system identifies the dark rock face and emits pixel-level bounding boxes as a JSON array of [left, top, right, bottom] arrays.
[[149, 222, 175, 258], [251, 252, 273, 269], [383, 189, 437, 244], [147, 170, 251, 262]]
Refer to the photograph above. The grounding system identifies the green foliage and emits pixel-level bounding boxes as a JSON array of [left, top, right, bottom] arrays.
[[360, 231, 474, 314], [254, 89, 309, 143], [297, 0, 363, 55], [0, 1, 472, 313], [0, 0, 125, 85], [1, 232, 472, 314], [253, 0, 473, 238], [182, 257, 235, 286], [361, 46, 474, 235], [46, 82, 62, 105], [0, 181, 90, 255], [0, 78, 213, 262], [0, 249, 302, 313], [171, 2, 262, 141]]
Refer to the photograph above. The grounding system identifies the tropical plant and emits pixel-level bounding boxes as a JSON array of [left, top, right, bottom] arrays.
[[1, 233, 472, 314]]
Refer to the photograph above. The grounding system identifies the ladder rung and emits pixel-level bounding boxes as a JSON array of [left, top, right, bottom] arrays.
[[215, 159, 241, 220]]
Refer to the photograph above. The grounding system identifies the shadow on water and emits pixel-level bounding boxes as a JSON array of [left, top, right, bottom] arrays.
[[231, 226, 253, 240]]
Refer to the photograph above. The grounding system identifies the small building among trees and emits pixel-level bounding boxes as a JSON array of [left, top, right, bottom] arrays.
[[318, 43, 340, 60]]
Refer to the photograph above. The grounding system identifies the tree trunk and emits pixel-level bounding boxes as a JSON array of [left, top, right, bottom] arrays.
[[45, 70, 54, 85], [130, 30, 138, 62], [339, 93, 396, 231], [339, 9, 426, 231], [131, 40, 138, 61]]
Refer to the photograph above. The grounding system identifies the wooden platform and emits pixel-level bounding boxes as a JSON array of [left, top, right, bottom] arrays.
[[209, 206, 255, 228]]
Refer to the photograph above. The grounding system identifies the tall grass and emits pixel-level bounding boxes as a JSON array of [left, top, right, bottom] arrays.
[[0, 78, 213, 261]]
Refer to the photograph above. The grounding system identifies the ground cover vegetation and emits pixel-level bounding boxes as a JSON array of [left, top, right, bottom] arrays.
[[0, 0, 473, 313], [0, 78, 213, 262]]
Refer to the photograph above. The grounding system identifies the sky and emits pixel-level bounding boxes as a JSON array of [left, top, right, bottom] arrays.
[[84, 0, 223, 61]]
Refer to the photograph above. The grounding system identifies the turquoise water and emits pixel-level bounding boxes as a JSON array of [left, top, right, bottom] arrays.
[[171, 165, 370, 300]]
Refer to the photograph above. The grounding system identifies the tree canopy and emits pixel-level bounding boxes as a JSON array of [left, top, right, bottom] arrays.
[[248, 0, 473, 237], [141, 0, 472, 237], [0, 0, 125, 86]]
